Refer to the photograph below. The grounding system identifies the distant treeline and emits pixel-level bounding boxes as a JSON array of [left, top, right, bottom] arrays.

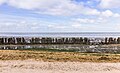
[[0, 37, 120, 45]]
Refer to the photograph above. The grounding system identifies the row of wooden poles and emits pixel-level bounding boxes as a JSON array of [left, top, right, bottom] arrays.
[[0, 37, 120, 45]]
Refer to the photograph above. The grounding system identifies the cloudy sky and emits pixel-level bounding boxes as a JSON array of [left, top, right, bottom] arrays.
[[0, 0, 120, 32]]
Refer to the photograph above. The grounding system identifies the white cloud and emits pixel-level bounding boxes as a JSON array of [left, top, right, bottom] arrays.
[[83, 8, 100, 15], [71, 17, 109, 26], [115, 24, 120, 31], [1, 0, 120, 32], [99, 0, 120, 8], [0, 0, 101, 16], [73, 18, 95, 24], [48, 24, 66, 29], [34, 0, 100, 16], [101, 10, 113, 17], [0, 0, 6, 5], [7, 0, 57, 10], [71, 24, 81, 29], [0, 0, 120, 17], [101, 10, 120, 17]]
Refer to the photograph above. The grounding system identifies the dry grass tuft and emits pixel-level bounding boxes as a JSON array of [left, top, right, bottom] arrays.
[[0, 50, 120, 62]]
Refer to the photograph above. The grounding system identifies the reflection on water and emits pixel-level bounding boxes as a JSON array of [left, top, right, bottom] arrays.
[[0, 45, 120, 53]]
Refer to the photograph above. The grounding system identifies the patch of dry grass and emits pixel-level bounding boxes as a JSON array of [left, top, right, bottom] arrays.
[[0, 50, 120, 62]]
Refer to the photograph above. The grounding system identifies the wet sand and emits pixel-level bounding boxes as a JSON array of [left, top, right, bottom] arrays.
[[0, 60, 120, 73]]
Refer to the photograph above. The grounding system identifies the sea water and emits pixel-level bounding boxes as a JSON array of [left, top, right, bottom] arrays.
[[0, 32, 120, 37]]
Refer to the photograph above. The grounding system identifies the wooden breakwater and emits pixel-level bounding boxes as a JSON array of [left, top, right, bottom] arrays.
[[0, 37, 120, 45]]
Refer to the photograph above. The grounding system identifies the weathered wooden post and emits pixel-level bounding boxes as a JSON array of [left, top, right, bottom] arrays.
[[30, 37, 35, 44], [54, 38, 57, 44], [76, 37, 80, 44], [46, 37, 52, 44], [71, 38, 75, 44], [4, 38, 8, 44], [59, 38, 64, 44], [0, 38, 4, 45], [8, 38, 11, 44], [52, 38, 55, 44], [108, 37, 114, 44], [18, 37, 22, 44], [84, 37, 90, 45], [8, 37, 15, 44], [35, 37, 40, 44], [79, 37, 83, 44], [16, 37, 22, 44], [65, 38, 69, 44], [104, 37, 108, 44], [113, 38, 117, 44], [61, 38, 65, 44], [41, 37, 46, 44], [21, 37, 26, 44], [117, 37, 120, 44]]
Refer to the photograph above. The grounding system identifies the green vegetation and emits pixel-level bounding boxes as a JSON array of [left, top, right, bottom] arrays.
[[26, 48, 79, 52]]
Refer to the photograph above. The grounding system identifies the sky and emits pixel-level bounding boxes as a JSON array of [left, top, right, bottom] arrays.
[[0, 0, 120, 32]]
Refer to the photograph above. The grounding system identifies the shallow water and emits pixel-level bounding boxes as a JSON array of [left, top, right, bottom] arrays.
[[0, 45, 120, 53]]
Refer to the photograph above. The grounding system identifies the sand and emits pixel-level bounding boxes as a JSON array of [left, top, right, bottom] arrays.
[[0, 60, 120, 73]]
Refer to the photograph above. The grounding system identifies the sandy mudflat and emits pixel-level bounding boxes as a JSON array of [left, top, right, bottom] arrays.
[[0, 60, 120, 73]]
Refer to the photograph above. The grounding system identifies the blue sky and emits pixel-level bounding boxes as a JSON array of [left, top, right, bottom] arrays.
[[0, 0, 120, 32]]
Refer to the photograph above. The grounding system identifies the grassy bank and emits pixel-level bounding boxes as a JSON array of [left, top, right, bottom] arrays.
[[0, 48, 120, 62]]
